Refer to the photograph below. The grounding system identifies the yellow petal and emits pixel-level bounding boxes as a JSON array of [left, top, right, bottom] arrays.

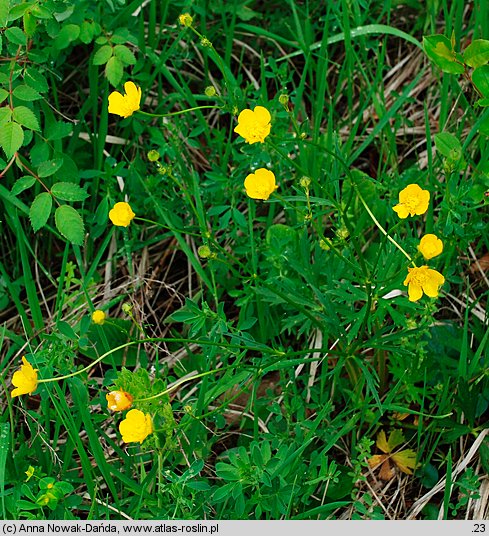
[[108, 92, 125, 115], [407, 282, 423, 302], [393, 204, 409, 219], [253, 106, 271, 124]]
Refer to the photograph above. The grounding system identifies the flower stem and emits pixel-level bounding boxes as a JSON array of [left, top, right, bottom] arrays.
[[137, 105, 221, 119]]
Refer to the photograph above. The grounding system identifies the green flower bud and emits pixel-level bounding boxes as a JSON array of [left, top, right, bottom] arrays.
[[205, 86, 217, 97], [198, 245, 212, 258], [147, 150, 160, 162]]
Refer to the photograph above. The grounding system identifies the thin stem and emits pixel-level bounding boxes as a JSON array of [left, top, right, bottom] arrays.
[[355, 188, 414, 265], [137, 105, 221, 119]]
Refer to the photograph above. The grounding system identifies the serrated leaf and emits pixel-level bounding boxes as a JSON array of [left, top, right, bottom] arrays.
[[423, 35, 465, 74], [29, 192, 52, 232], [55, 205, 85, 245], [79, 21, 95, 44], [464, 39, 489, 68], [473, 65, 489, 98], [37, 158, 63, 178], [0, 107, 12, 125], [11, 176, 36, 196], [113, 44, 136, 65], [105, 56, 123, 87], [51, 182, 89, 202], [13, 84, 42, 101], [0, 122, 24, 158], [93, 44, 113, 65], [434, 132, 463, 161], [5, 26, 26, 46], [13, 106, 40, 131], [24, 68, 48, 93]]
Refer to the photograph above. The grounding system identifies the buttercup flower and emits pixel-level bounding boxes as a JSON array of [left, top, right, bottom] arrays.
[[106, 390, 133, 412], [418, 234, 443, 260], [119, 409, 153, 444], [109, 202, 136, 227], [403, 265, 445, 302], [108, 81, 141, 118], [244, 169, 277, 200], [92, 310, 106, 325], [393, 184, 430, 219], [234, 106, 271, 144], [11, 357, 38, 398]]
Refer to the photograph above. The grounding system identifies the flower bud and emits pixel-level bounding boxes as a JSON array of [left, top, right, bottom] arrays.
[[198, 245, 212, 258], [205, 86, 217, 97], [178, 13, 193, 27], [147, 150, 160, 162], [279, 94, 289, 106], [200, 37, 212, 47], [122, 303, 133, 314], [299, 176, 311, 189]]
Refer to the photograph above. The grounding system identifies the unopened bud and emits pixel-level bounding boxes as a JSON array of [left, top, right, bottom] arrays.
[[147, 150, 160, 162], [279, 94, 289, 106], [198, 245, 212, 258], [122, 303, 133, 314], [299, 176, 311, 189], [205, 86, 216, 97], [200, 37, 212, 47]]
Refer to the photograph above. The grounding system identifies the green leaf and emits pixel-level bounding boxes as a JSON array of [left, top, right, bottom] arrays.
[[93, 44, 113, 65], [434, 132, 463, 161], [11, 176, 36, 196], [12, 106, 40, 131], [105, 55, 123, 87], [113, 44, 136, 65], [45, 121, 73, 140], [54, 24, 80, 49], [8, 3, 34, 20], [0, 107, 11, 125], [37, 158, 64, 178], [473, 65, 489, 98], [423, 35, 465, 74], [30, 5, 52, 19], [463, 39, 489, 68], [23, 11, 36, 37], [0, 88, 8, 103], [79, 20, 96, 44], [0, 122, 24, 159], [51, 182, 89, 202], [13, 84, 42, 101], [24, 68, 48, 93], [29, 192, 52, 232], [0, 0, 9, 26], [55, 205, 85, 245], [5, 26, 26, 46]]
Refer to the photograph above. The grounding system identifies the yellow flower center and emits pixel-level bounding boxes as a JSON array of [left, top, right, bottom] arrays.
[[409, 267, 429, 285]]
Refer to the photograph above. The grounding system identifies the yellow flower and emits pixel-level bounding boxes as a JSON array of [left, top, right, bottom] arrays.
[[393, 184, 430, 218], [403, 265, 445, 302], [109, 202, 136, 227], [108, 81, 141, 118], [244, 168, 277, 200], [418, 234, 443, 260], [234, 106, 271, 144], [11, 357, 38, 398], [178, 13, 193, 27], [106, 390, 133, 412], [91, 309, 106, 325], [119, 409, 153, 444]]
